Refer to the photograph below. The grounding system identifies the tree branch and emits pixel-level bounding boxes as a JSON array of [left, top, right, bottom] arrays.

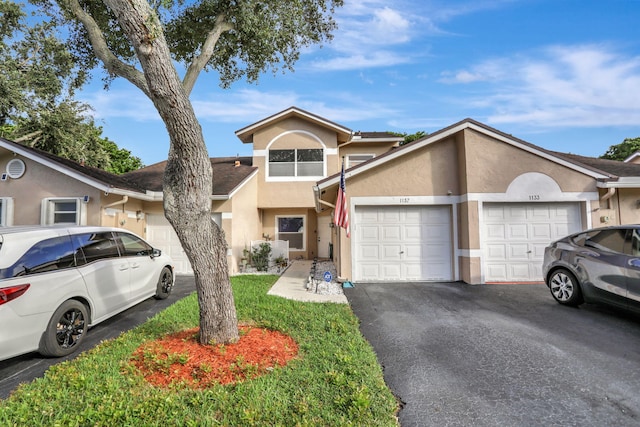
[[61, 0, 150, 97], [182, 13, 233, 96]]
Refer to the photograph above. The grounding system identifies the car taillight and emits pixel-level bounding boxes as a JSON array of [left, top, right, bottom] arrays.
[[0, 284, 30, 306]]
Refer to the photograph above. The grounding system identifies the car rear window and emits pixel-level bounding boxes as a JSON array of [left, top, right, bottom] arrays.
[[0, 236, 76, 279]]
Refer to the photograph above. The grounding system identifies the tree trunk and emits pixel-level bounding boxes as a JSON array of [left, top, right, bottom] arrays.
[[104, 0, 238, 344]]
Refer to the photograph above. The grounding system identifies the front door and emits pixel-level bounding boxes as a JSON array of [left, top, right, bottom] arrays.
[[317, 216, 331, 259]]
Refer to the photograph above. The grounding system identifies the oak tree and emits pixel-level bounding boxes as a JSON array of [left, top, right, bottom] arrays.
[[32, 0, 343, 344]]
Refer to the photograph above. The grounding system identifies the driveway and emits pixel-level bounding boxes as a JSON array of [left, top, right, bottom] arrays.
[[0, 275, 196, 400], [345, 282, 640, 427]]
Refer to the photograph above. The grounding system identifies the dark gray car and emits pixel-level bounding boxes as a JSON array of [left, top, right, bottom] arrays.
[[542, 225, 640, 311]]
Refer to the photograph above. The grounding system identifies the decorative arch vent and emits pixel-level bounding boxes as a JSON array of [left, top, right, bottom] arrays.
[[6, 159, 25, 179]]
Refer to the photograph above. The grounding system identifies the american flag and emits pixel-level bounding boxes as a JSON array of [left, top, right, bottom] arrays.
[[334, 162, 350, 237]]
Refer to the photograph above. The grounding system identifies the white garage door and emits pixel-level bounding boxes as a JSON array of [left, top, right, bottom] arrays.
[[483, 203, 582, 282], [355, 205, 452, 282], [146, 214, 193, 275]]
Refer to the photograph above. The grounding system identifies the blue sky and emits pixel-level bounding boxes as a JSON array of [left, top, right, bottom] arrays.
[[80, 0, 640, 166]]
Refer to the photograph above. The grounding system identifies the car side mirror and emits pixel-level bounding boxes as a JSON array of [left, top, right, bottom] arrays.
[[151, 248, 162, 258]]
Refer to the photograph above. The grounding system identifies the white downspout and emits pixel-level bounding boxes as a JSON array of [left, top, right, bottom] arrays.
[[102, 195, 129, 209], [600, 188, 615, 209]]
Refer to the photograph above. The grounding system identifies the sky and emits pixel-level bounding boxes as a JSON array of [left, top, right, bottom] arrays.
[[79, 0, 640, 166]]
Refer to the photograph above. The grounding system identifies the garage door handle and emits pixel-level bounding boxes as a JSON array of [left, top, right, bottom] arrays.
[[399, 251, 404, 254], [527, 250, 532, 253]]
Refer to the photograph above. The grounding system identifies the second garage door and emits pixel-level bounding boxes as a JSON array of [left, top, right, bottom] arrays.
[[354, 205, 452, 282], [146, 214, 193, 275], [483, 202, 582, 282]]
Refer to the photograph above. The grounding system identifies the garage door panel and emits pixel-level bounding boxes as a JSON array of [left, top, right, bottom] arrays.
[[530, 206, 552, 220], [508, 224, 528, 239], [509, 264, 531, 280], [484, 203, 581, 282], [359, 264, 381, 280], [146, 214, 193, 275], [486, 244, 506, 260], [508, 244, 530, 259], [382, 264, 402, 279], [532, 223, 552, 239], [355, 205, 452, 282], [486, 224, 506, 239], [383, 245, 402, 260], [424, 224, 449, 239], [382, 210, 401, 223], [405, 225, 422, 240], [382, 225, 401, 240], [359, 244, 380, 260], [360, 225, 379, 240], [486, 264, 508, 281], [508, 206, 527, 218]]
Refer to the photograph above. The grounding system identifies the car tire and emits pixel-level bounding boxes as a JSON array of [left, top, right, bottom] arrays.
[[548, 268, 583, 306], [40, 300, 89, 357], [154, 266, 173, 300]]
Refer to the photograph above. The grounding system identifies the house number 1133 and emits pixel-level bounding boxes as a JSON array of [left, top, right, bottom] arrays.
[[529, 195, 540, 201]]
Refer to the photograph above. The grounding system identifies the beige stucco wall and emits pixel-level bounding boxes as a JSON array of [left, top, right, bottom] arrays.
[[228, 174, 260, 274], [100, 194, 145, 236], [346, 139, 460, 197], [252, 117, 341, 208], [462, 129, 597, 194], [608, 187, 640, 226], [260, 208, 319, 260], [0, 152, 103, 226]]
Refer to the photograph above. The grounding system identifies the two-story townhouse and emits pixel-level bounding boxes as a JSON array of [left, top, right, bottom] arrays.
[[234, 107, 402, 262], [4, 107, 640, 285]]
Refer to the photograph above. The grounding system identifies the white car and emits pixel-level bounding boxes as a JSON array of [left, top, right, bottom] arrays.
[[0, 226, 174, 361]]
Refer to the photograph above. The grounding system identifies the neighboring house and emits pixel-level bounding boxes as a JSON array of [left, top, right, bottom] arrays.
[[316, 118, 640, 284], [3, 107, 640, 284]]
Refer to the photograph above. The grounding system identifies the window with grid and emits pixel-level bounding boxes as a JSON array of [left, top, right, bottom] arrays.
[[42, 198, 84, 225], [268, 149, 323, 177]]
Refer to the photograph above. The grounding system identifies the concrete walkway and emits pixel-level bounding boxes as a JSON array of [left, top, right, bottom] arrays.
[[267, 260, 348, 304]]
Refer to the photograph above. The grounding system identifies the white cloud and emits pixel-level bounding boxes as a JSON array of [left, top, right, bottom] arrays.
[[311, 51, 411, 71], [81, 88, 159, 122], [441, 44, 640, 128]]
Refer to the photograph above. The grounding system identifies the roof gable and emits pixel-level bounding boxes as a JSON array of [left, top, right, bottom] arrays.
[[0, 136, 147, 195], [316, 118, 624, 190], [235, 106, 353, 144]]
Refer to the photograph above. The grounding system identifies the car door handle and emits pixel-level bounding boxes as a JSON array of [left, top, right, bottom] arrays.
[[130, 262, 140, 269], [119, 264, 129, 271]]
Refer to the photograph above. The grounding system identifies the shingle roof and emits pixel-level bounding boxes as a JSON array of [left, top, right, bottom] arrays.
[[550, 151, 640, 178], [122, 156, 256, 196], [0, 137, 147, 193]]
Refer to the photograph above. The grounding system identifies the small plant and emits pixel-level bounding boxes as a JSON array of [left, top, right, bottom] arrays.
[[251, 242, 272, 272], [274, 256, 288, 268]]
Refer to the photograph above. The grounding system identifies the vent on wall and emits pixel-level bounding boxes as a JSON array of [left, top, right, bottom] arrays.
[[6, 159, 25, 179]]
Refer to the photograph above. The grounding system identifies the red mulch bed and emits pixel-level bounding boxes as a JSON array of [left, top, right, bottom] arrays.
[[130, 326, 298, 389]]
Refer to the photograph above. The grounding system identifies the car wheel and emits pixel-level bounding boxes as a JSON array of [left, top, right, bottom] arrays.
[[40, 300, 88, 357], [154, 266, 173, 300], [548, 269, 583, 306]]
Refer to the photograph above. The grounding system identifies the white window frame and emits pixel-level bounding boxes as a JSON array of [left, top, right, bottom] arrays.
[[267, 148, 324, 180], [263, 130, 329, 182], [41, 197, 87, 226], [0, 197, 14, 226], [347, 153, 375, 168], [275, 215, 306, 251]]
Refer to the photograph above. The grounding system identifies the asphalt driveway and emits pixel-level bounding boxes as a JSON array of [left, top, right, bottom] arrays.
[[0, 275, 196, 400], [345, 282, 640, 427]]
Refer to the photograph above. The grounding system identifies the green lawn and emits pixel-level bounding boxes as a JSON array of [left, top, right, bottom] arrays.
[[0, 275, 399, 426]]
